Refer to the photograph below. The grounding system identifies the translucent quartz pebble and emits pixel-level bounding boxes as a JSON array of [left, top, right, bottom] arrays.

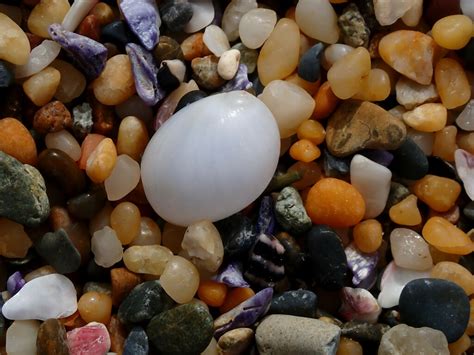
[[0, 13, 31, 65], [104, 155, 140, 201], [461, 0, 474, 20], [401, 0, 423, 27], [295, 0, 339, 44], [0, 218, 32, 258], [431, 261, 474, 295], [131, 217, 162, 246], [258, 80, 315, 139], [6, 320, 40, 355], [142, 91, 280, 226], [123, 245, 173, 275], [432, 15, 473, 50], [62, 0, 99, 31], [377, 261, 431, 308], [181, 220, 224, 272], [257, 18, 300, 86], [413, 175, 461, 212], [407, 129, 434, 155], [456, 100, 474, 131], [91, 226, 123, 268], [51, 59, 87, 103], [14, 40, 61, 79], [184, 0, 215, 33], [454, 149, 474, 200], [352, 68, 391, 102], [379, 30, 435, 85], [350, 154, 391, 219], [435, 58, 471, 109], [327, 47, 371, 99], [86, 138, 117, 183], [390, 228, 433, 271], [402, 103, 447, 132], [23, 67, 61, 107], [321, 44, 353, 71], [2, 274, 77, 320], [27, 0, 70, 38], [203, 25, 230, 57], [395, 77, 439, 110], [239, 8, 277, 49], [45, 130, 81, 161], [117, 116, 149, 161], [373, 0, 413, 26], [110, 202, 141, 245], [160, 255, 200, 303], [432, 125, 457, 162], [221, 0, 257, 42], [422, 217, 473, 255]]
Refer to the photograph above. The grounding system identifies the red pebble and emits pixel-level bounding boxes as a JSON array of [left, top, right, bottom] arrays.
[[67, 322, 111, 355]]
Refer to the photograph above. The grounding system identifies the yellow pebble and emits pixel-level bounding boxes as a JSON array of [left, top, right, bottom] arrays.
[[23, 67, 61, 106], [432, 125, 458, 162], [413, 175, 461, 212], [352, 219, 383, 253], [402, 103, 447, 132], [296, 120, 326, 145], [336, 337, 363, 355], [448, 333, 471, 355], [289, 139, 321, 163], [110, 202, 141, 245], [432, 15, 473, 50], [86, 138, 117, 183], [389, 194, 422, 226], [435, 58, 471, 109], [352, 68, 391, 101]]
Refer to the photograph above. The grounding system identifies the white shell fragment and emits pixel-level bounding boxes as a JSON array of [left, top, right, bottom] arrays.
[[2, 274, 77, 321], [184, 0, 215, 33], [141, 91, 280, 226], [454, 149, 474, 200]]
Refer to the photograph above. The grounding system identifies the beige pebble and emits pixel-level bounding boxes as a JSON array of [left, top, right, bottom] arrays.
[[23, 67, 61, 106], [217, 49, 240, 80]]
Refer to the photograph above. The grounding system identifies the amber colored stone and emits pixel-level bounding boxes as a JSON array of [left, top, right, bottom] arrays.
[[432, 15, 472, 50], [402, 103, 447, 132], [431, 261, 474, 295], [110, 202, 141, 245], [467, 300, 474, 336], [435, 58, 471, 109], [422, 217, 473, 255], [336, 337, 363, 355], [389, 194, 422, 226], [23, 67, 61, 106], [197, 280, 228, 307], [413, 175, 461, 212], [219, 288, 256, 314], [116, 116, 149, 161], [110, 267, 141, 306], [33, 101, 72, 134], [181, 33, 211, 61], [77, 291, 113, 324], [285, 74, 320, 96], [379, 30, 435, 85], [78, 134, 105, 170], [89, 2, 115, 26], [352, 219, 383, 253], [49, 206, 73, 231], [107, 315, 127, 354], [457, 132, 474, 155], [305, 178, 365, 228], [0, 218, 33, 258], [85, 138, 117, 184], [59, 311, 85, 330], [77, 14, 100, 41], [352, 68, 391, 102], [448, 333, 471, 354], [0, 118, 37, 165], [288, 161, 323, 190], [289, 139, 321, 163], [432, 125, 457, 162]]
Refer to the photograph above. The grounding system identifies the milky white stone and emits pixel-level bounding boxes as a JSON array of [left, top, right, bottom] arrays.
[[14, 40, 61, 79], [218, 49, 241, 80], [295, 0, 339, 44], [350, 154, 392, 219], [104, 154, 140, 201], [203, 25, 231, 57], [373, 0, 413, 26], [45, 130, 82, 161], [321, 44, 354, 71], [396, 77, 439, 110], [116, 95, 153, 122], [239, 8, 277, 49], [377, 261, 431, 308], [2, 274, 77, 321], [401, 0, 423, 26], [184, 0, 215, 33], [141, 91, 280, 226], [456, 100, 474, 131], [6, 320, 40, 355], [390, 228, 433, 271], [91, 226, 123, 268], [454, 149, 474, 200], [407, 129, 434, 155], [221, 0, 257, 42], [461, 0, 474, 20]]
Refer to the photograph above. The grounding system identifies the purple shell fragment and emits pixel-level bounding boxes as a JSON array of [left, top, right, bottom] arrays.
[[213, 262, 250, 288], [220, 64, 253, 93], [48, 23, 107, 79], [257, 196, 275, 235], [345, 243, 378, 290], [214, 287, 273, 338], [120, 0, 161, 50], [126, 43, 166, 106], [7, 272, 25, 296]]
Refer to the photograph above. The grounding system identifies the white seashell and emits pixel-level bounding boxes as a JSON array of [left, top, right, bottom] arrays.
[[141, 91, 280, 226], [14, 40, 61, 79], [203, 25, 230, 57], [456, 100, 474, 131], [184, 0, 215, 33], [2, 274, 77, 321], [454, 149, 474, 200]]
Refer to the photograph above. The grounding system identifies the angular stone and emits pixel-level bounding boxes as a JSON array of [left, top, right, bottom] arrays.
[[36, 319, 69, 355], [326, 101, 407, 157], [275, 186, 311, 233], [67, 322, 111, 355], [191, 55, 226, 90], [395, 77, 439, 110], [338, 3, 370, 48]]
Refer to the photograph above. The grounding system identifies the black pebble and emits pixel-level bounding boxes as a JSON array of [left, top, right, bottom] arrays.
[[157, 62, 181, 91], [160, 0, 194, 32], [306, 225, 348, 290], [215, 214, 258, 259], [298, 43, 324, 82], [101, 21, 138, 48], [399, 278, 470, 343], [124, 327, 149, 355], [390, 137, 429, 180], [67, 187, 107, 220], [175, 90, 208, 113], [323, 149, 350, 178], [427, 156, 458, 180], [269, 289, 317, 318], [460, 38, 474, 70], [463, 200, 474, 221], [0, 61, 13, 88]]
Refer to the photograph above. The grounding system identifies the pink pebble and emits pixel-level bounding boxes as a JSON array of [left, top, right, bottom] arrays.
[[67, 322, 111, 355]]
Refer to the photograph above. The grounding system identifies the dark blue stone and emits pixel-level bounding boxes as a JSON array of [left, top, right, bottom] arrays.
[[298, 43, 324, 82], [0, 61, 13, 88], [269, 289, 317, 318], [390, 137, 429, 179], [124, 327, 149, 355], [160, 0, 193, 32]]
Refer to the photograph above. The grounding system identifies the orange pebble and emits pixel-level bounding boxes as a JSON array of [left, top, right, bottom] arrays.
[[78, 133, 105, 169], [422, 217, 473, 255], [448, 333, 471, 355], [77, 291, 113, 324], [353, 219, 383, 253], [313, 81, 339, 120], [0, 118, 37, 165], [219, 287, 255, 314], [297, 119, 326, 145], [289, 139, 321, 163], [305, 178, 365, 228], [197, 280, 228, 307], [413, 175, 461, 212]]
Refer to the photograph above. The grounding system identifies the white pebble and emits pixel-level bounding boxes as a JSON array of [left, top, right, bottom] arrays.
[[14, 40, 61, 79], [321, 44, 354, 71], [373, 0, 413, 26], [217, 49, 241, 80], [203, 25, 231, 57], [184, 0, 215, 33], [45, 130, 82, 161], [350, 154, 392, 219], [295, 0, 339, 44], [91, 226, 123, 268], [2, 274, 77, 321], [456, 99, 474, 131], [104, 154, 141, 201], [396, 76, 439, 110], [239, 8, 277, 49], [401, 0, 423, 27], [6, 320, 40, 355], [461, 0, 474, 20], [390, 228, 433, 271], [221, 0, 257, 42]]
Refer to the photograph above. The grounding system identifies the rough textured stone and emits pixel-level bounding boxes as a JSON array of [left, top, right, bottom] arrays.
[[326, 101, 407, 157], [0, 151, 49, 227], [341, 321, 390, 343], [269, 289, 317, 318], [338, 3, 370, 48], [191, 55, 226, 90], [36, 319, 69, 355], [217, 328, 254, 355], [275, 187, 311, 233], [123, 326, 148, 355]]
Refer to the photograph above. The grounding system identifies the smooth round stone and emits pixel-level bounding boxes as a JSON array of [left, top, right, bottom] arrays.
[[390, 137, 429, 179], [403, 103, 447, 133], [321, 44, 353, 71], [269, 290, 317, 318], [435, 58, 471, 109], [160, 256, 200, 304], [28, 0, 70, 38], [221, 0, 257, 42], [352, 68, 391, 102], [118, 281, 174, 324], [131, 217, 161, 246], [431, 261, 474, 295], [0, 13, 31, 65], [6, 320, 40, 355], [399, 278, 470, 342], [239, 8, 277, 49], [104, 155, 140, 201], [461, 0, 474, 19], [295, 0, 339, 44], [91, 226, 123, 268], [298, 43, 324, 82], [146, 303, 214, 354], [123, 245, 173, 275], [123, 327, 148, 355], [2, 274, 77, 321], [23, 67, 61, 106], [350, 154, 392, 219], [390, 228, 433, 271], [456, 100, 474, 131], [432, 15, 472, 50], [203, 25, 230, 57], [217, 49, 240, 80], [217, 328, 253, 355], [117, 116, 149, 161], [45, 130, 81, 161], [184, 0, 215, 33], [141, 91, 280, 226], [258, 80, 315, 138]]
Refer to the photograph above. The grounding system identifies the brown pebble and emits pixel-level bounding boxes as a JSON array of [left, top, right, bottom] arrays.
[[0, 117, 37, 165], [33, 101, 72, 134], [107, 315, 127, 355], [77, 14, 100, 41], [36, 319, 69, 355], [154, 36, 184, 63], [110, 267, 141, 306], [181, 33, 211, 61], [89, 94, 115, 135], [191, 55, 226, 90], [59, 310, 87, 330], [49, 206, 73, 231], [26, 32, 43, 49]]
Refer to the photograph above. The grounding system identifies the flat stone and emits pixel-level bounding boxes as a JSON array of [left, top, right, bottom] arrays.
[[36, 319, 69, 355], [275, 186, 312, 234], [326, 101, 407, 157], [269, 289, 317, 318], [0, 151, 49, 227], [123, 326, 148, 355], [256, 314, 341, 355], [378, 324, 449, 355]]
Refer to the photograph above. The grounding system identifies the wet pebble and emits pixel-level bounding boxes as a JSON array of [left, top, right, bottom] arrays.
[[269, 289, 317, 318], [123, 327, 148, 355]]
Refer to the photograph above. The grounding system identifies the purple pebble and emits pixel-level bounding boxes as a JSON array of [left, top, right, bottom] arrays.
[[7, 272, 25, 296]]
